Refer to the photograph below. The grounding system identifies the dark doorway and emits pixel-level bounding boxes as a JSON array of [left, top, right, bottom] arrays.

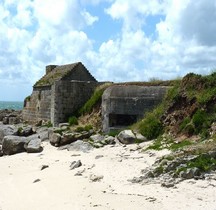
[[109, 114, 137, 127]]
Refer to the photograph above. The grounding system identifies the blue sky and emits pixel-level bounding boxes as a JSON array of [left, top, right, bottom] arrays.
[[0, 0, 216, 101]]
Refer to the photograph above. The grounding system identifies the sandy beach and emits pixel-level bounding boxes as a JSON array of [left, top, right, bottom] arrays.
[[0, 141, 216, 210]]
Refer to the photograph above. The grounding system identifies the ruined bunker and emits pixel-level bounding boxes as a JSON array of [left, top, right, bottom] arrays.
[[102, 85, 168, 133]]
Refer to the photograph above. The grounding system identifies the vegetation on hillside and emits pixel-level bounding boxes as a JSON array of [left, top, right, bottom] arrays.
[[134, 72, 216, 142]]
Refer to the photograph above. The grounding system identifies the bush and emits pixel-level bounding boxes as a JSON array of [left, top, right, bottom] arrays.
[[78, 83, 111, 116], [108, 130, 121, 137], [75, 124, 93, 132], [68, 116, 78, 126], [192, 110, 207, 134], [138, 113, 163, 140], [179, 117, 191, 132]]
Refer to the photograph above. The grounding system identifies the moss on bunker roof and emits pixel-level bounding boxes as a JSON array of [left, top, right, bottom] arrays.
[[34, 62, 80, 87]]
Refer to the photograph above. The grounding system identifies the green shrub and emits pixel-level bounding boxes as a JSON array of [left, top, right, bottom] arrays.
[[187, 154, 216, 172], [184, 123, 195, 136], [138, 113, 163, 140], [179, 117, 191, 131], [75, 124, 93, 132], [169, 140, 192, 151], [68, 116, 78, 126], [108, 130, 121, 137], [192, 110, 207, 134], [84, 124, 93, 131], [44, 121, 53, 128], [78, 83, 111, 116], [146, 138, 163, 150]]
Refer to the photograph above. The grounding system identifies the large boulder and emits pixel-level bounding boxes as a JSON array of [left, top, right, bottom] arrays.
[[66, 140, 93, 153], [49, 129, 94, 147], [0, 110, 22, 125], [2, 135, 30, 155], [0, 124, 17, 144], [16, 125, 35, 137], [26, 138, 43, 153], [117, 130, 136, 144], [49, 132, 62, 146], [89, 134, 116, 148]]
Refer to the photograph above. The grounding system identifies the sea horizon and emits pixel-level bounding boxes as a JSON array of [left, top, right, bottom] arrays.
[[0, 101, 23, 110]]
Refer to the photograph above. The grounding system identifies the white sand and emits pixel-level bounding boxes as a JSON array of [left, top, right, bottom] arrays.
[[0, 141, 216, 210]]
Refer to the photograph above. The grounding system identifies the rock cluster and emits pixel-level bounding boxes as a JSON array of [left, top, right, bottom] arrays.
[[129, 150, 216, 187], [0, 109, 22, 125], [0, 123, 48, 156]]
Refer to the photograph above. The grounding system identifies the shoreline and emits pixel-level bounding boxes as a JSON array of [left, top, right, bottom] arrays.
[[0, 141, 216, 210]]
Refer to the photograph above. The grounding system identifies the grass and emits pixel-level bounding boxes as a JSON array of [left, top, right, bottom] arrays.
[[78, 83, 111, 116], [145, 135, 193, 151], [169, 140, 193, 151], [68, 116, 78, 126], [75, 125, 93, 132], [187, 154, 216, 172]]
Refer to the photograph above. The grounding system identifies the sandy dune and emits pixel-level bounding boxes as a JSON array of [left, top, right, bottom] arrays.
[[0, 141, 216, 210]]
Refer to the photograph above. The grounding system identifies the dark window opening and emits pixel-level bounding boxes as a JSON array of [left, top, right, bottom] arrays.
[[109, 114, 138, 127]]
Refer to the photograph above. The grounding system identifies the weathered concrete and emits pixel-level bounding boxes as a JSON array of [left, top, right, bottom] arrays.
[[102, 85, 168, 133]]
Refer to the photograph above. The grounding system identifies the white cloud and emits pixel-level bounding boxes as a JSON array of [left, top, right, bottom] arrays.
[[106, 0, 166, 31], [1, 0, 216, 101]]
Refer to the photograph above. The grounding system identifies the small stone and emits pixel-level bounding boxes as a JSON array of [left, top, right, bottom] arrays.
[[40, 165, 49, 170], [74, 169, 85, 176], [89, 174, 104, 182], [161, 181, 175, 188], [128, 176, 144, 183], [70, 160, 82, 170], [95, 155, 104, 159], [33, 179, 41, 183]]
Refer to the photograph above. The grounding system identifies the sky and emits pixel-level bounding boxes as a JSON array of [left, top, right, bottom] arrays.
[[1, 0, 216, 101]]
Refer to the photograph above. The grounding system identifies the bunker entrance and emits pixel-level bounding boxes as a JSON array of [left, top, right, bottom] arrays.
[[109, 114, 138, 127]]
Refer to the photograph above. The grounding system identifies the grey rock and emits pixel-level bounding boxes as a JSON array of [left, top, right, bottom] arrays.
[[36, 127, 49, 141], [134, 132, 147, 142], [33, 179, 41, 183], [26, 138, 43, 153], [161, 181, 175, 188], [17, 126, 34, 137], [70, 160, 82, 170], [128, 176, 145, 183], [117, 130, 136, 144], [67, 140, 93, 153], [0, 124, 17, 144], [61, 132, 76, 145], [2, 117, 9, 124], [2, 135, 30, 155], [50, 132, 61, 147], [74, 169, 85, 176], [0, 145, 3, 157], [92, 142, 104, 148], [8, 117, 20, 125], [89, 174, 104, 182], [209, 150, 216, 159], [179, 167, 200, 179], [103, 136, 116, 145], [90, 134, 104, 142], [40, 165, 49, 170], [95, 155, 104, 159]]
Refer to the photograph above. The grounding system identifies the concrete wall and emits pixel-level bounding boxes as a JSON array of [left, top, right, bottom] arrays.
[[23, 81, 98, 126], [63, 63, 96, 82], [102, 85, 168, 133], [22, 86, 52, 123], [51, 80, 98, 126]]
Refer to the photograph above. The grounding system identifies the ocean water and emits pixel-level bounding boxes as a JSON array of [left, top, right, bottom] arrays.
[[0, 101, 23, 110]]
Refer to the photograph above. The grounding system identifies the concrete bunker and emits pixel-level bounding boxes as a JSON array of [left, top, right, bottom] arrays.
[[102, 85, 168, 133]]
